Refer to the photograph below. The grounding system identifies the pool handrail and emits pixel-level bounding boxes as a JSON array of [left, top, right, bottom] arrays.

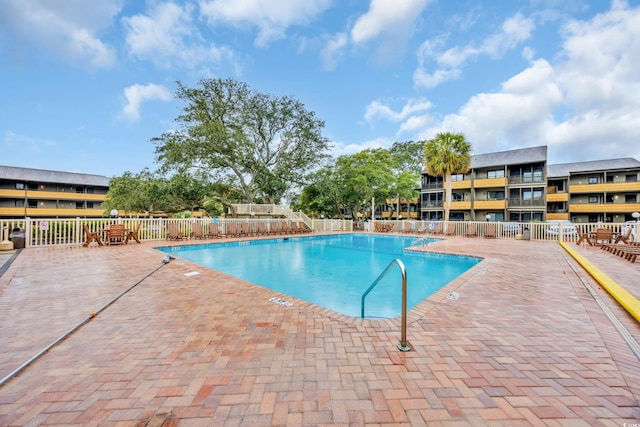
[[360, 259, 410, 351], [409, 237, 429, 247]]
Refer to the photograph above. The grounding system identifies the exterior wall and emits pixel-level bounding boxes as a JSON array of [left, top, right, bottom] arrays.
[[421, 151, 640, 223], [0, 176, 108, 218]]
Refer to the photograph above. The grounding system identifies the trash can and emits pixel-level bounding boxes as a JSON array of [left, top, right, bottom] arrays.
[[9, 227, 25, 249], [523, 227, 531, 241]]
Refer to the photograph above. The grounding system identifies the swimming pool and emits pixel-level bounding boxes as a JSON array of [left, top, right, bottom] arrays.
[[158, 234, 481, 318]]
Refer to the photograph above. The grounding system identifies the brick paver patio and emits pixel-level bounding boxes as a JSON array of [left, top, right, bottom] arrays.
[[0, 234, 639, 426]]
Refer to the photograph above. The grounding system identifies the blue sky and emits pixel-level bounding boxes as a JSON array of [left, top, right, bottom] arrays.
[[1, 0, 639, 178]]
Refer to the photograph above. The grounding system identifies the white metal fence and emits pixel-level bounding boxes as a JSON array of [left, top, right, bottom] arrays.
[[0, 217, 635, 248]]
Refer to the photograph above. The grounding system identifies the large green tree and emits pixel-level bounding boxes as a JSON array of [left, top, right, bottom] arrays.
[[423, 132, 472, 221], [388, 140, 424, 218], [153, 78, 331, 204]]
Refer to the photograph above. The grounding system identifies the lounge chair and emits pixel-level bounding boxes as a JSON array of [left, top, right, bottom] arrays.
[[290, 222, 299, 234], [166, 222, 186, 240], [465, 223, 477, 237], [82, 225, 104, 247], [484, 224, 497, 239], [575, 228, 593, 246], [239, 222, 251, 237], [125, 222, 141, 244], [445, 223, 456, 236], [226, 222, 239, 237], [256, 222, 267, 236], [270, 222, 281, 235], [207, 223, 222, 238], [431, 223, 443, 235], [191, 222, 205, 239]]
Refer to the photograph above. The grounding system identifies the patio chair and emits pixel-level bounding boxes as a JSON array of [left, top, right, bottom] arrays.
[[107, 224, 126, 245], [575, 228, 593, 246], [614, 228, 632, 244], [465, 223, 477, 237], [82, 225, 104, 247], [125, 222, 141, 244], [484, 224, 497, 239], [166, 222, 186, 240], [290, 222, 299, 234]]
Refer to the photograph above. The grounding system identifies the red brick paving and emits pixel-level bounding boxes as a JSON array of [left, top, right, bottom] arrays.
[[0, 234, 639, 425]]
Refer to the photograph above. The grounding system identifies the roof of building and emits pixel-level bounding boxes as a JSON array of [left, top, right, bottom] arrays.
[[548, 158, 640, 177], [0, 165, 110, 187], [470, 145, 548, 169]]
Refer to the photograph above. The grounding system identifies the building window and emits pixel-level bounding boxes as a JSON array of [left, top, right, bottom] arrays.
[[15, 200, 24, 207], [28, 201, 38, 208], [86, 187, 95, 194], [451, 174, 464, 181], [588, 177, 598, 184], [15, 183, 25, 190], [626, 195, 637, 203], [487, 169, 504, 178], [626, 174, 638, 182], [588, 196, 598, 203], [487, 191, 505, 200], [588, 215, 598, 222], [87, 202, 94, 208]]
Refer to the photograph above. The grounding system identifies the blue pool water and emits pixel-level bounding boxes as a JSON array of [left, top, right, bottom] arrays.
[[158, 234, 481, 318]]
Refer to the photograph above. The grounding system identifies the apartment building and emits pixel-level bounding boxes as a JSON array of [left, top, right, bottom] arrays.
[[0, 165, 110, 218], [420, 146, 640, 223], [421, 146, 548, 222], [548, 159, 640, 223]]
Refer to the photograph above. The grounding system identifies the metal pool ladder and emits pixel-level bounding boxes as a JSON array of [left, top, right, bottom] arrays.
[[360, 259, 410, 352]]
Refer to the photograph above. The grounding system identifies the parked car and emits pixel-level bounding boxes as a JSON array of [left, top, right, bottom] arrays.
[[544, 220, 578, 237]]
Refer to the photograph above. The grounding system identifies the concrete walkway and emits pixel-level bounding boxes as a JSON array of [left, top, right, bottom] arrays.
[[0, 235, 639, 426]]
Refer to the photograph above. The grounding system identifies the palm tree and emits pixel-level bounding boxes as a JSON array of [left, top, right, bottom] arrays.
[[423, 132, 472, 221]]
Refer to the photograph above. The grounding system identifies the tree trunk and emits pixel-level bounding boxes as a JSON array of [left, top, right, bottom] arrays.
[[444, 172, 452, 221]]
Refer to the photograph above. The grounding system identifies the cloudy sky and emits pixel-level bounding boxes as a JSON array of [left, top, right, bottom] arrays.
[[1, 0, 639, 177]]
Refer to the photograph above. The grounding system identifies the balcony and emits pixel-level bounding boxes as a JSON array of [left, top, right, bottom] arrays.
[[570, 182, 640, 193], [474, 200, 507, 210], [546, 212, 570, 221], [473, 177, 507, 188], [451, 180, 471, 189], [569, 202, 640, 213], [0, 188, 107, 202], [449, 201, 472, 210], [509, 197, 546, 208], [546, 192, 569, 202]]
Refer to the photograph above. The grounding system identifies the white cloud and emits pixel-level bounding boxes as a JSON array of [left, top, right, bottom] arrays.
[[199, 0, 332, 47], [412, 3, 640, 163], [331, 137, 391, 158], [123, 2, 235, 69], [414, 12, 535, 88], [0, 0, 119, 68], [121, 83, 172, 121], [320, 33, 348, 71], [351, 0, 431, 44], [364, 98, 432, 123]]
